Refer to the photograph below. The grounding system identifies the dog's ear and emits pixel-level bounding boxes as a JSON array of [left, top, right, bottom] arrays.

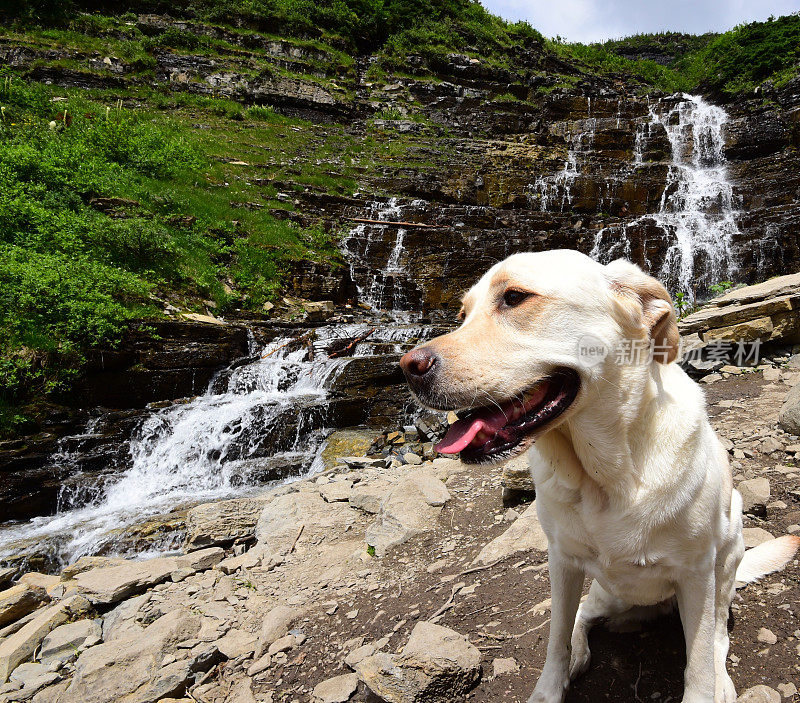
[[605, 259, 680, 364]]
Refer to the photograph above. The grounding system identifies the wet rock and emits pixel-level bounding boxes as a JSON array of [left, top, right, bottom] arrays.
[[0, 569, 16, 589], [185, 497, 268, 549], [473, 502, 548, 565], [737, 685, 781, 703], [0, 595, 91, 683], [365, 472, 450, 555], [319, 429, 376, 470], [0, 585, 48, 629], [62, 609, 203, 703], [312, 673, 359, 703], [356, 621, 481, 702]]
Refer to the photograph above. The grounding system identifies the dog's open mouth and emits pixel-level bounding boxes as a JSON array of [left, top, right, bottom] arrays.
[[434, 368, 580, 462]]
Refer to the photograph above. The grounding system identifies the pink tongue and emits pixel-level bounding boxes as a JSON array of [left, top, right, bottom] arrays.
[[433, 383, 550, 455], [435, 408, 511, 455]]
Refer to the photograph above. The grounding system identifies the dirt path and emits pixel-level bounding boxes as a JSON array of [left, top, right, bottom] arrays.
[[241, 369, 799, 703]]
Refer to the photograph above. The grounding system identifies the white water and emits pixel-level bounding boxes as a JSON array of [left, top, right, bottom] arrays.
[[0, 322, 432, 567], [0, 332, 350, 565], [341, 198, 424, 314], [590, 94, 741, 298]]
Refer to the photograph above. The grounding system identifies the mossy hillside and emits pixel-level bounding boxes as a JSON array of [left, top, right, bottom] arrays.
[[0, 72, 437, 435]]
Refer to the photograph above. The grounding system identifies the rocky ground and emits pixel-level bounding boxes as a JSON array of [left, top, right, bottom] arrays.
[[1, 357, 799, 703]]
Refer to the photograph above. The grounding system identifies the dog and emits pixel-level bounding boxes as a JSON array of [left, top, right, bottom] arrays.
[[400, 250, 799, 703]]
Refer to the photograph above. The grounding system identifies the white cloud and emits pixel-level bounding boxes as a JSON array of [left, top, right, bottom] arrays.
[[482, 0, 800, 42]]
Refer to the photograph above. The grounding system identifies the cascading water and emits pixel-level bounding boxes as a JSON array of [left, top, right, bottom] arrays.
[[0, 323, 433, 567], [591, 94, 741, 298], [0, 334, 349, 565], [341, 198, 424, 314], [529, 121, 596, 212]]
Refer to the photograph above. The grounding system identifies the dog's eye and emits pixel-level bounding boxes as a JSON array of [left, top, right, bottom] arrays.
[[502, 289, 530, 308]]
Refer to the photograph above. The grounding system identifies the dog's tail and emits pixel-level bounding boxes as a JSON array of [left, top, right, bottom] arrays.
[[735, 535, 800, 584]]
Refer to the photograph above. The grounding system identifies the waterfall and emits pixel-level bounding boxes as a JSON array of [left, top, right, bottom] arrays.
[[0, 325, 427, 566], [529, 120, 596, 212], [592, 94, 740, 298], [341, 198, 424, 315]]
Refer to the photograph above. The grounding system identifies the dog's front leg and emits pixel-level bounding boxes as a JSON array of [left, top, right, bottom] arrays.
[[528, 548, 584, 703], [675, 565, 717, 703]]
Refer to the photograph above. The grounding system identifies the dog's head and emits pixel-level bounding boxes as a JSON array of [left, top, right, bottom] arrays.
[[400, 250, 679, 464]]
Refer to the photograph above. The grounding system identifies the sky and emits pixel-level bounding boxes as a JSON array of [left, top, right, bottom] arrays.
[[480, 0, 800, 43]]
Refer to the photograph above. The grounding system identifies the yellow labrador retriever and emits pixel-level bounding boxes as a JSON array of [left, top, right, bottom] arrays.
[[400, 250, 799, 703]]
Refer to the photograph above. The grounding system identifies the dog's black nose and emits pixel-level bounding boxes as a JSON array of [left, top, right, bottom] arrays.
[[400, 347, 438, 379]]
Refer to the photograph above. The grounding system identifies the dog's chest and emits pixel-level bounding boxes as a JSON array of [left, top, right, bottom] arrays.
[[541, 487, 679, 604]]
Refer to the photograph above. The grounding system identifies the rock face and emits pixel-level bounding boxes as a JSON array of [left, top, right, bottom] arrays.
[[679, 273, 800, 344], [356, 622, 481, 702]]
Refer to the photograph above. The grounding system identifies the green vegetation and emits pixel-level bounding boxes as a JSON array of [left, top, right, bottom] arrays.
[[0, 74, 349, 434], [572, 14, 800, 96]]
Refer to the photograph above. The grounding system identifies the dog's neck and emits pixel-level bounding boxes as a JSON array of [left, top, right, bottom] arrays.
[[553, 361, 681, 502]]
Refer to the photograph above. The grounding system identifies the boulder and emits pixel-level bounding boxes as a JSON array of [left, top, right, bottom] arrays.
[[40, 619, 102, 666], [184, 497, 268, 549], [742, 527, 775, 548], [678, 273, 800, 346], [738, 477, 771, 514], [215, 628, 257, 659], [8, 662, 60, 697], [312, 673, 359, 703], [365, 472, 450, 555], [62, 609, 203, 703], [501, 455, 535, 493], [0, 595, 91, 683], [737, 685, 781, 703], [473, 502, 548, 565], [349, 479, 394, 514], [319, 481, 353, 503], [255, 491, 354, 556], [779, 382, 800, 434], [0, 584, 48, 628], [356, 622, 481, 702]]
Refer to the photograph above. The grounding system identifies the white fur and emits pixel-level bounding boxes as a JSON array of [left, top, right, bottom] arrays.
[[416, 250, 799, 703]]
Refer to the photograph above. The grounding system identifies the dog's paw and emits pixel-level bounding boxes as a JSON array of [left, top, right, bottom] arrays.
[[569, 623, 591, 680], [527, 675, 569, 703], [714, 673, 736, 703], [569, 642, 591, 680]]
